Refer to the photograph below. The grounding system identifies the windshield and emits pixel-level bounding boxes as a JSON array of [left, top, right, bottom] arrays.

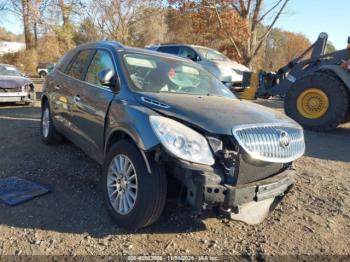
[[194, 47, 229, 61], [123, 53, 235, 98], [0, 65, 21, 76]]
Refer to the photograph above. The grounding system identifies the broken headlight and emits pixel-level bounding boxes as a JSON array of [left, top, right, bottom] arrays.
[[150, 115, 214, 166]]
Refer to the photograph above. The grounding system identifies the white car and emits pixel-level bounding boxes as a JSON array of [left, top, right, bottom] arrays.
[[0, 64, 35, 104], [37, 63, 55, 78], [145, 44, 250, 91]]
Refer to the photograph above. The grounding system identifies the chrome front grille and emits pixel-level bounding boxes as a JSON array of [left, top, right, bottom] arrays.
[[232, 124, 305, 163]]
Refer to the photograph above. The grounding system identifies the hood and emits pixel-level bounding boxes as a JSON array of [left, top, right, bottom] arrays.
[[135, 93, 296, 135], [0, 76, 33, 89], [213, 60, 250, 72]]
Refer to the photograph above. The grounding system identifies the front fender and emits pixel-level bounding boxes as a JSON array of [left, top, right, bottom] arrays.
[[105, 101, 160, 153]]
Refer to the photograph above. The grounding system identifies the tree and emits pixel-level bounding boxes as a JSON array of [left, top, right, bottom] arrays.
[[128, 6, 167, 46], [165, 1, 248, 62], [83, 0, 164, 46], [54, 0, 82, 52], [1, 0, 35, 49], [165, 3, 196, 44], [0, 0, 50, 49], [168, 0, 290, 68], [326, 41, 336, 53], [211, 0, 290, 67], [0, 26, 24, 41], [263, 29, 311, 71]]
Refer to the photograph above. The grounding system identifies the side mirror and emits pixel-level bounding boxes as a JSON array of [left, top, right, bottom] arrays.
[[98, 69, 115, 87], [348, 36, 350, 45]]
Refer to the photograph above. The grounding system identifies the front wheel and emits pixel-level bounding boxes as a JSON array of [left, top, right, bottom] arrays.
[[41, 101, 63, 144], [103, 140, 167, 230]]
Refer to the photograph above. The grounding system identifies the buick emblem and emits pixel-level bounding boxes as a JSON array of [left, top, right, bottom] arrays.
[[279, 131, 290, 148]]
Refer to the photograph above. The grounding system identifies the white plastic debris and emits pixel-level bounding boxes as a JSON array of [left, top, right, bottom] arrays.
[[230, 198, 276, 225]]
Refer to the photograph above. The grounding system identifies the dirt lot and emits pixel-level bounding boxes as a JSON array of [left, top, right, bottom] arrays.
[[0, 97, 350, 258]]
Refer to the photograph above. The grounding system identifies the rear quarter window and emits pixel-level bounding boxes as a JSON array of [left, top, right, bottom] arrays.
[[55, 51, 73, 72]]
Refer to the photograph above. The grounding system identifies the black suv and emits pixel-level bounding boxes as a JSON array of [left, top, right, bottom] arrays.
[[41, 41, 305, 230]]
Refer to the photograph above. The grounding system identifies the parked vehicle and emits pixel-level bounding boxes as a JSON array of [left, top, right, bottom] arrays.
[[37, 62, 55, 78], [146, 43, 250, 92], [41, 41, 305, 230], [0, 64, 36, 104]]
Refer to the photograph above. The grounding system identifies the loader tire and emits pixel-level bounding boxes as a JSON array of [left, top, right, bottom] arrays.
[[284, 72, 349, 132]]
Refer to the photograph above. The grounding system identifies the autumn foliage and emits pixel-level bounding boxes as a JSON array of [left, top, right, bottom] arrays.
[[0, 0, 315, 73]]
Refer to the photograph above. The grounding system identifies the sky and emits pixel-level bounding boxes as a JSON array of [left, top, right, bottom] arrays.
[[269, 0, 349, 50], [1, 0, 349, 50]]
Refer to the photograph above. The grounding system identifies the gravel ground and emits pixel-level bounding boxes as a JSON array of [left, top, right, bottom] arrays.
[[0, 98, 350, 258]]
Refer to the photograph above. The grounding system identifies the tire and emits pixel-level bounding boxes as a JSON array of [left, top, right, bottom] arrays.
[[284, 72, 349, 132], [41, 101, 63, 144], [39, 71, 47, 78], [102, 140, 167, 230]]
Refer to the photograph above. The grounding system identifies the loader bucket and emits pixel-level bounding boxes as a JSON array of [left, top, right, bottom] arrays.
[[235, 71, 260, 100]]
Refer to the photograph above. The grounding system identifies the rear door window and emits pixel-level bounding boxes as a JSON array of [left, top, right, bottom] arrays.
[[157, 46, 180, 55], [66, 50, 93, 79], [85, 50, 115, 86]]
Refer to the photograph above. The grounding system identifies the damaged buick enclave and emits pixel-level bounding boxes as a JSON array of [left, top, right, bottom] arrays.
[[41, 41, 305, 230]]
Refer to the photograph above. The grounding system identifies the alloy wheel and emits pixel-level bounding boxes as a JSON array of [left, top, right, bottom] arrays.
[[107, 154, 138, 215], [42, 107, 50, 138]]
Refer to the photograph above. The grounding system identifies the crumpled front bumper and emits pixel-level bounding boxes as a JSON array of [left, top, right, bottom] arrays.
[[167, 155, 295, 212], [203, 168, 294, 209]]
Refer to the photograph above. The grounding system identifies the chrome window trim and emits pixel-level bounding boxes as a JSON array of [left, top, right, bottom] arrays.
[[140, 96, 170, 109], [56, 46, 120, 93]]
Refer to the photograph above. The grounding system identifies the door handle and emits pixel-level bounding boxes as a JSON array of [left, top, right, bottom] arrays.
[[54, 85, 61, 90], [74, 95, 81, 103]]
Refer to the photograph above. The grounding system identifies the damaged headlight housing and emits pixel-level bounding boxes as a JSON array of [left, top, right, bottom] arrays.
[[22, 84, 32, 92], [150, 115, 214, 166]]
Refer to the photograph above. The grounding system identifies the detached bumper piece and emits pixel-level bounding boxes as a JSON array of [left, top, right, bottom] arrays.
[[203, 168, 294, 208]]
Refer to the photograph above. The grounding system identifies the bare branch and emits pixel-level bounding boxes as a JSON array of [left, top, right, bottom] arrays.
[[257, 0, 283, 24], [252, 0, 289, 58], [212, 4, 243, 58], [231, 1, 243, 16], [238, 0, 246, 16], [246, 0, 252, 15], [251, 0, 263, 30]]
